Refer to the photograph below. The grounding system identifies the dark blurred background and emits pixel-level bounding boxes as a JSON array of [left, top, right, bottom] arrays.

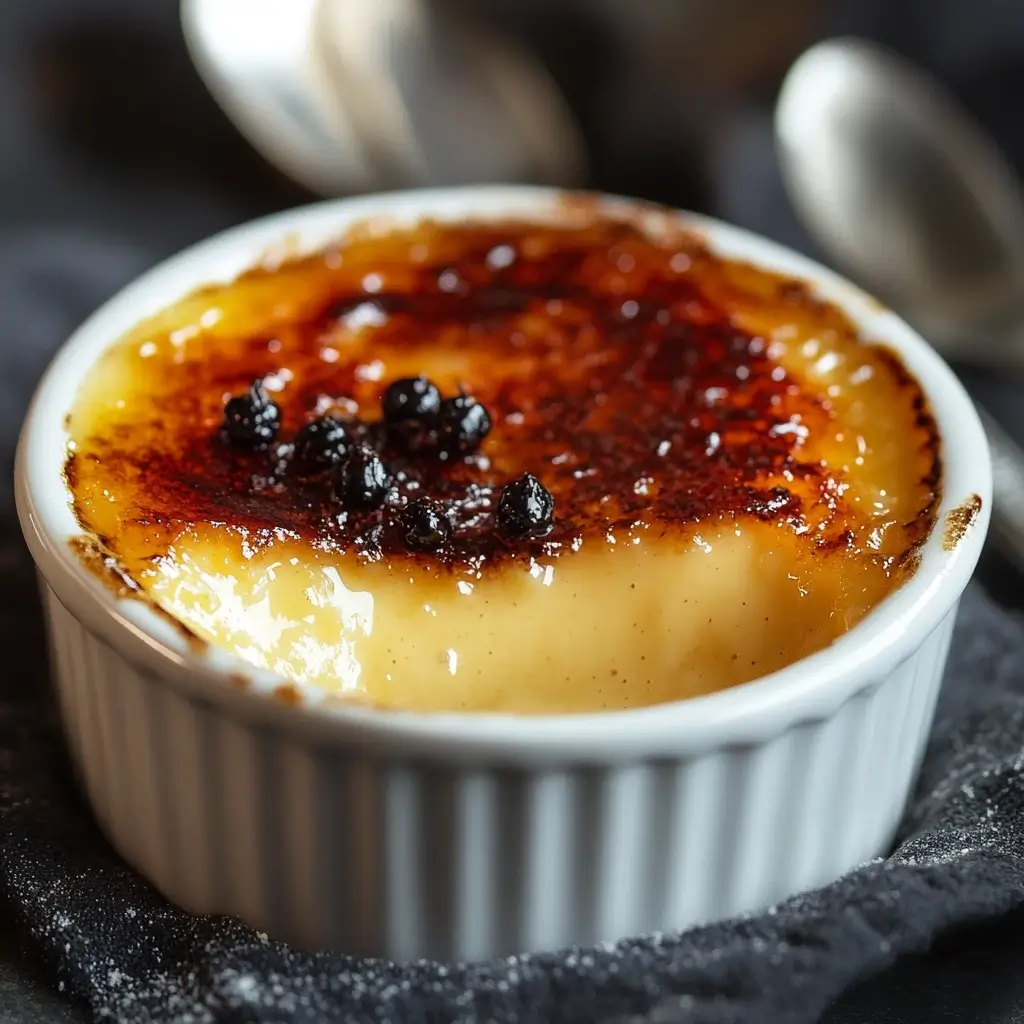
[[3, 2, 1024, 1021]]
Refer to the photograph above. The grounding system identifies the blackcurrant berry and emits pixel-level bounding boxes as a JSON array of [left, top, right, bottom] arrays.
[[400, 498, 452, 551], [223, 380, 280, 448], [292, 415, 349, 470], [336, 446, 392, 511], [381, 376, 442, 423], [436, 395, 491, 457], [496, 472, 555, 539]]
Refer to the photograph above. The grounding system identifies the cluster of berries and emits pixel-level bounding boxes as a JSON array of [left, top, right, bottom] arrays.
[[222, 376, 555, 550]]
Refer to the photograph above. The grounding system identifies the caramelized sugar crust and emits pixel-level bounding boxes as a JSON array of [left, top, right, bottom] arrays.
[[65, 213, 939, 578], [62, 207, 941, 713]]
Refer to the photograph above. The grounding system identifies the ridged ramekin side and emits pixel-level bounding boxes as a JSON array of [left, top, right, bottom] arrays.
[[42, 581, 956, 961]]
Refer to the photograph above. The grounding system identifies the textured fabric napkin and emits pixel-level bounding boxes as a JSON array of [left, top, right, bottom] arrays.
[[3, 513, 1024, 1023]]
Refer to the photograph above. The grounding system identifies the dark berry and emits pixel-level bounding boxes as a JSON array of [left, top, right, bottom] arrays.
[[436, 395, 491, 457], [496, 473, 555, 539], [223, 380, 280, 448], [336, 446, 392, 511], [292, 416, 349, 470], [381, 376, 442, 423], [400, 498, 452, 551], [385, 417, 433, 455]]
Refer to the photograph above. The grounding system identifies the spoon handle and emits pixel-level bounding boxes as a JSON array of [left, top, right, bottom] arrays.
[[975, 404, 1024, 571]]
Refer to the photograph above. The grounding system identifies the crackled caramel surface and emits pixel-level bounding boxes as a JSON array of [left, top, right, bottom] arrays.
[[65, 208, 940, 713]]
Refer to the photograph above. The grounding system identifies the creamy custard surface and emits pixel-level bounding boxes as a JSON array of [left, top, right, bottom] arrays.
[[65, 208, 940, 714]]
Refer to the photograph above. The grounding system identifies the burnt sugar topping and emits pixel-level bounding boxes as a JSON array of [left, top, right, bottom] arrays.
[[63, 206, 942, 713], [65, 214, 938, 573]]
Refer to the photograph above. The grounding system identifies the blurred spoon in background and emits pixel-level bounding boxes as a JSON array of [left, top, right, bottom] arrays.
[[180, 0, 586, 197], [776, 37, 1024, 569], [776, 37, 1024, 367]]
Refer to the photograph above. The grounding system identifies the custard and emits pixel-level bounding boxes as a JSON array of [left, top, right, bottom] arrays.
[[65, 208, 940, 714]]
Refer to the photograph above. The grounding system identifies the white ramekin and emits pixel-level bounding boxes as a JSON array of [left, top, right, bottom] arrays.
[[15, 186, 991, 962]]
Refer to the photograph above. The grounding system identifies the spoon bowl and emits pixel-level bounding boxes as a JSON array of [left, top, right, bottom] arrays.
[[776, 38, 1024, 361], [181, 0, 586, 196]]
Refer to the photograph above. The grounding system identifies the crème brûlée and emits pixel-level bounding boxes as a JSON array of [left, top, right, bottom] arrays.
[[64, 208, 940, 714]]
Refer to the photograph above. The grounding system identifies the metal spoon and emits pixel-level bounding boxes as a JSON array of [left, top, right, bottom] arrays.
[[776, 37, 1024, 365], [180, 0, 586, 196], [775, 37, 1024, 568]]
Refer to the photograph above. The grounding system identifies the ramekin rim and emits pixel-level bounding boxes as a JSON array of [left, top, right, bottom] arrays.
[[14, 184, 992, 760]]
